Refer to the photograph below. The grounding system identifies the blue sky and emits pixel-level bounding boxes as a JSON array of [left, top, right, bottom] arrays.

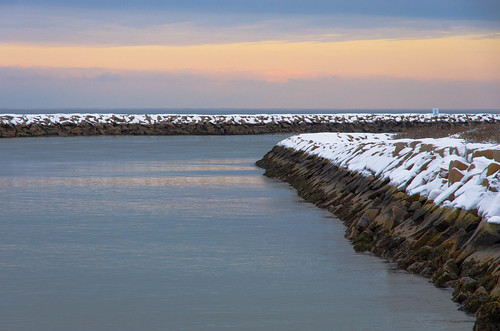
[[4, 1, 500, 20]]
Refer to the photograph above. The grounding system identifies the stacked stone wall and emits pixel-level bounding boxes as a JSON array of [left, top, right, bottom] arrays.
[[257, 146, 500, 330], [0, 120, 486, 138]]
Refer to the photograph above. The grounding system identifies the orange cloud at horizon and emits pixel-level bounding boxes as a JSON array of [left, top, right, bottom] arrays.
[[1, 36, 499, 82]]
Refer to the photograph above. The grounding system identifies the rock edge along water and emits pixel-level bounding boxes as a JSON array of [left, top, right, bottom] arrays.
[[1, 113, 498, 137], [256, 146, 500, 330]]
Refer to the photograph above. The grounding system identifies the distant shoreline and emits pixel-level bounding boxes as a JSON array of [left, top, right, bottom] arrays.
[[1, 113, 498, 138], [2, 108, 500, 115]]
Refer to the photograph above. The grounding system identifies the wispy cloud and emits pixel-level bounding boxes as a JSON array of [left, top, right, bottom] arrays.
[[2, 37, 499, 82], [1, 66, 499, 109], [1, 5, 499, 46]]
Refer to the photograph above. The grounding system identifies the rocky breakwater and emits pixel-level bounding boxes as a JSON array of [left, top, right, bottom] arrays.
[[256, 133, 500, 330], [1, 113, 498, 137]]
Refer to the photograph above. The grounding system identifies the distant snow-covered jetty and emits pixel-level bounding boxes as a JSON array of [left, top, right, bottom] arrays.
[[0, 113, 499, 137]]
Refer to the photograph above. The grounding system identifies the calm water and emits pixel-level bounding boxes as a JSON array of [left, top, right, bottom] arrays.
[[0, 135, 474, 330]]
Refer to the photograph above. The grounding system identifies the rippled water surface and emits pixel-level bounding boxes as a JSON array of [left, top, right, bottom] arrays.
[[0, 135, 474, 330]]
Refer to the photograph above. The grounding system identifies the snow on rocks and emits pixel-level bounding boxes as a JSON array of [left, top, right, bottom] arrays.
[[278, 133, 500, 224], [1, 112, 499, 126]]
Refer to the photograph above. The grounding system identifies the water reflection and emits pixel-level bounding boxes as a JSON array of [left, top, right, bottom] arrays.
[[77, 161, 257, 173], [0, 135, 474, 331], [0, 175, 265, 188]]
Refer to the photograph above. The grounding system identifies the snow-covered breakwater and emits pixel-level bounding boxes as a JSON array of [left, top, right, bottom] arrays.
[[280, 133, 500, 225], [1, 113, 499, 137], [257, 133, 500, 330]]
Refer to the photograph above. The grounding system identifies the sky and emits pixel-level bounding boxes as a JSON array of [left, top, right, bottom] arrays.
[[0, 1, 499, 109]]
